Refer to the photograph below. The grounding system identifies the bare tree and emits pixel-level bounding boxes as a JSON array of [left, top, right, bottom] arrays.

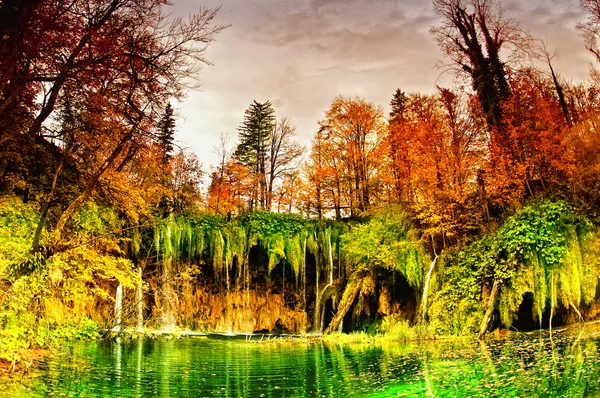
[[266, 117, 305, 210], [578, 0, 600, 63], [212, 132, 230, 214], [431, 0, 532, 137]]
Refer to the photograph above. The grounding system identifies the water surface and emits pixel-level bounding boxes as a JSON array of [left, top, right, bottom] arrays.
[[5, 324, 600, 397]]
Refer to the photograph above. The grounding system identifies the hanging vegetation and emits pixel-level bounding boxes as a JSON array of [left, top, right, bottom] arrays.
[[430, 200, 600, 336], [322, 207, 428, 334], [341, 207, 427, 287]]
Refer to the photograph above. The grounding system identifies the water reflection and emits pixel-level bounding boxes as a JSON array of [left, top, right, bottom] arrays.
[[8, 324, 600, 397]]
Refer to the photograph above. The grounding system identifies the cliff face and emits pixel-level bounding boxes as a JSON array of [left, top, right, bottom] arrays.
[[142, 240, 343, 334], [99, 213, 423, 335], [134, 252, 418, 335]]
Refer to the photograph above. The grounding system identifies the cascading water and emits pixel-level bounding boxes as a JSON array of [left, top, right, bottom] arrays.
[[113, 283, 123, 332], [136, 267, 143, 332], [141, 217, 348, 335], [162, 258, 176, 332], [303, 236, 307, 316], [421, 255, 438, 321], [225, 252, 232, 334], [327, 229, 334, 285], [313, 231, 321, 333]]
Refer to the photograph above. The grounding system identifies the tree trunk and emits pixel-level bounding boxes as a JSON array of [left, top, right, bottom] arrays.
[[478, 279, 500, 339], [31, 148, 68, 253], [51, 190, 91, 246], [324, 276, 363, 334], [548, 60, 571, 127], [27, 0, 123, 138]]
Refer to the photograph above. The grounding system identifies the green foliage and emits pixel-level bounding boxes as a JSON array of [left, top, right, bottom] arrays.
[[241, 211, 305, 238], [73, 201, 121, 238], [0, 197, 138, 362], [234, 100, 276, 174], [428, 253, 483, 335], [266, 234, 286, 273], [147, 211, 346, 281], [342, 207, 426, 287], [430, 199, 600, 334], [0, 197, 40, 277]]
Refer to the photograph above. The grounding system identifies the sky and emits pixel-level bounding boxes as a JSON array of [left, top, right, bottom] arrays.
[[171, 0, 594, 171]]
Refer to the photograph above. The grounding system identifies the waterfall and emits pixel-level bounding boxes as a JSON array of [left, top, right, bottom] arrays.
[[113, 283, 123, 332], [303, 236, 307, 315], [136, 267, 143, 332], [421, 255, 438, 321], [225, 254, 232, 334], [244, 250, 250, 316], [327, 230, 334, 285], [162, 258, 175, 332], [313, 233, 321, 333]]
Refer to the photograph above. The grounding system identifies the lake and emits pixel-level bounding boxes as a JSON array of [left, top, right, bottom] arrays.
[[4, 324, 600, 397]]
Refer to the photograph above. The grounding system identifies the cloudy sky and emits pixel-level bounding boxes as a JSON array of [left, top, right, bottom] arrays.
[[172, 0, 594, 170]]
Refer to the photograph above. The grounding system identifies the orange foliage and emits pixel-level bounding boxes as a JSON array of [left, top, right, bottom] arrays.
[[207, 161, 253, 216], [306, 96, 387, 219]]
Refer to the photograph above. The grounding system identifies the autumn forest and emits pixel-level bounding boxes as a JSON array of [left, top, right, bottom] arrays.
[[3, 0, 600, 373]]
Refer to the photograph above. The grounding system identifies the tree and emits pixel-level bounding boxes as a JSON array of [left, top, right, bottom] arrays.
[[384, 88, 487, 245], [3, 1, 227, 271], [303, 128, 328, 219], [207, 161, 252, 216], [578, 0, 600, 63], [315, 96, 388, 218], [387, 89, 412, 203], [169, 150, 204, 213], [266, 117, 304, 210], [486, 68, 574, 203], [158, 103, 176, 165], [210, 133, 230, 215], [233, 100, 276, 210], [431, 0, 531, 138], [273, 171, 301, 213]]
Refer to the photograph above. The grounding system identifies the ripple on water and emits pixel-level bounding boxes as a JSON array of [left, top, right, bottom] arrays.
[[7, 325, 600, 397]]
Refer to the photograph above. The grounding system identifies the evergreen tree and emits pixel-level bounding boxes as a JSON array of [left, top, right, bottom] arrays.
[[158, 102, 176, 164], [233, 100, 276, 209], [389, 88, 408, 123]]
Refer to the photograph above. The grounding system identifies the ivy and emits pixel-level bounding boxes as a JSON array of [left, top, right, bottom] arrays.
[[341, 208, 426, 288], [433, 199, 600, 332]]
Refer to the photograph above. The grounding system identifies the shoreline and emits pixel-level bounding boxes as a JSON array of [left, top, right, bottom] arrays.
[[3, 319, 598, 380]]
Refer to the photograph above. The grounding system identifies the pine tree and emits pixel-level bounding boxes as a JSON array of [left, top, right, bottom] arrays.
[[389, 89, 408, 123], [158, 102, 176, 164], [233, 100, 276, 209]]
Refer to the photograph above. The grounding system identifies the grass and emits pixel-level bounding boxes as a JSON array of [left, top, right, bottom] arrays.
[[322, 318, 437, 345]]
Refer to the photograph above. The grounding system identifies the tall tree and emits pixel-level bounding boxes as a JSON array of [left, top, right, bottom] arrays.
[[3, 1, 227, 270], [169, 150, 204, 213], [578, 0, 600, 63], [431, 0, 530, 139], [266, 117, 304, 210], [316, 96, 387, 218], [158, 103, 176, 165], [303, 127, 333, 219], [233, 100, 276, 210], [210, 133, 230, 215], [387, 89, 412, 203], [207, 161, 251, 216]]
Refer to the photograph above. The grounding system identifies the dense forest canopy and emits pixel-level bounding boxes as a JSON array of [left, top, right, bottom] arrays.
[[2, 0, 600, 362]]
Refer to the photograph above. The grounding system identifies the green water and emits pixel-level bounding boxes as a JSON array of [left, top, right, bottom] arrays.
[[5, 324, 600, 397]]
